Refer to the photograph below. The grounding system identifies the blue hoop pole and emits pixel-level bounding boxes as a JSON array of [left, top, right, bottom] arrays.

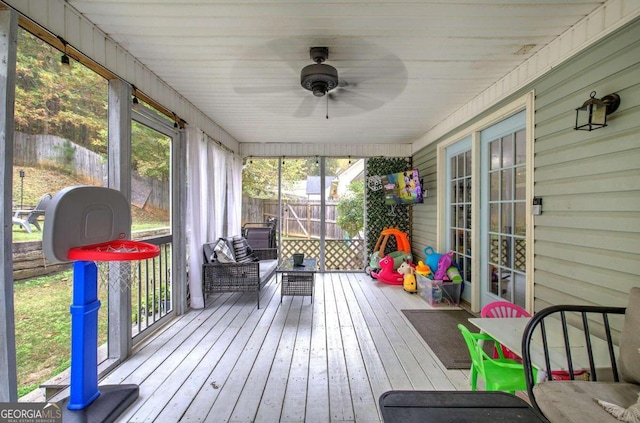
[[67, 260, 101, 410]]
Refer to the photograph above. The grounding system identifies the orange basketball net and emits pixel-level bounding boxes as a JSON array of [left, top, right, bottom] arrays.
[[68, 240, 160, 262]]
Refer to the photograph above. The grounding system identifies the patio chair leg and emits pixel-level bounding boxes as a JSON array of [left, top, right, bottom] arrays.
[[13, 217, 32, 234], [470, 367, 478, 391]]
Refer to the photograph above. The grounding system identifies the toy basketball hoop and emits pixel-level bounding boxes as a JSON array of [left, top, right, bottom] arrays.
[[41, 185, 157, 420], [68, 239, 160, 262], [69, 239, 160, 293]]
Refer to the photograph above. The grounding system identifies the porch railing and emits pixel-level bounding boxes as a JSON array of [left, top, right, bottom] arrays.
[[131, 235, 173, 340]]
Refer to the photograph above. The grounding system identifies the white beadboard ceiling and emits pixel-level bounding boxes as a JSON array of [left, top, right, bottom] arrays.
[[65, 0, 607, 148]]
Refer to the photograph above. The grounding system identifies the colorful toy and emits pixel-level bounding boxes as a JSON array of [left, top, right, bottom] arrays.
[[415, 260, 431, 277], [446, 266, 463, 283], [397, 261, 417, 293], [423, 246, 443, 275], [371, 255, 404, 285], [366, 227, 412, 276], [434, 251, 454, 280]]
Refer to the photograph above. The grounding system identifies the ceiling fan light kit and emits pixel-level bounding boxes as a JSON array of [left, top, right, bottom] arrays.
[[301, 47, 339, 97]]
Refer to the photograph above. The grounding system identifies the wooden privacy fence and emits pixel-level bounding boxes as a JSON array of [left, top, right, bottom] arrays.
[[241, 198, 365, 270], [13, 132, 169, 212], [262, 200, 347, 240]]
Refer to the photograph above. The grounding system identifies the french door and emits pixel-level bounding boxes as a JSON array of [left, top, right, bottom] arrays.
[[480, 111, 527, 308], [444, 110, 528, 309], [445, 137, 473, 303]]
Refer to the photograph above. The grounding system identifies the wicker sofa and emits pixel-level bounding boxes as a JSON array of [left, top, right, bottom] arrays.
[[522, 287, 640, 423], [202, 236, 278, 308]]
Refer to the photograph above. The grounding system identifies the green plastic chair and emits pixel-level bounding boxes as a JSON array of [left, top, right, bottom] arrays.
[[457, 324, 536, 394]]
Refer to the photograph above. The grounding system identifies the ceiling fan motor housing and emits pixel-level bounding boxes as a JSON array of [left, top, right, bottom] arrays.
[[301, 64, 339, 96], [301, 47, 338, 97]]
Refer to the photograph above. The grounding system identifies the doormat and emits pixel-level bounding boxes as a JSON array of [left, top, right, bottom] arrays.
[[402, 309, 492, 369]]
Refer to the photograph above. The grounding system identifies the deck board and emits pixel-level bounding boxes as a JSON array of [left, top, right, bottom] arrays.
[[87, 272, 471, 422]]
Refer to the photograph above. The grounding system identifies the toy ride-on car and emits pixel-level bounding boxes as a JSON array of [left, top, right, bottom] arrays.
[[365, 227, 412, 276]]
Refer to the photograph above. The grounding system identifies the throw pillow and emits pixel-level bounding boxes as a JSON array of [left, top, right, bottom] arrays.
[[233, 236, 258, 263], [214, 238, 235, 263]]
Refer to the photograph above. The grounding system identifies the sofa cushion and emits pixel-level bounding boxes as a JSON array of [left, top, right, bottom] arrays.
[[213, 238, 235, 263], [259, 259, 278, 281], [619, 287, 640, 384], [533, 380, 640, 423]]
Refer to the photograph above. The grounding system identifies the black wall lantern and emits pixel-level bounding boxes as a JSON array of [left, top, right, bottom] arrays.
[[574, 91, 621, 131]]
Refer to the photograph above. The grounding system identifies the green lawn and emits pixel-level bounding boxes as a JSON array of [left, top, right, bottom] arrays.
[[13, 270, 108, 397], [11, 165, 170, 397]]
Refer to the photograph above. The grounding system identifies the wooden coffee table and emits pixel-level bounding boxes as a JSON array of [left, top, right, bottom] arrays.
[[277, 258, 317, 303]]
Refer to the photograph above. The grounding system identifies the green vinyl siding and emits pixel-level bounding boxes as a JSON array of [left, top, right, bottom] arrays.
[[412, 18, 640, 311], [532, 19, 640, 309], [411, 143, 437, 262]]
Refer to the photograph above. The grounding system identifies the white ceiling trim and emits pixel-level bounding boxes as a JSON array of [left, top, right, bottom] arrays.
[[240, 142, 412, 158], [411, 0, 640, 153]]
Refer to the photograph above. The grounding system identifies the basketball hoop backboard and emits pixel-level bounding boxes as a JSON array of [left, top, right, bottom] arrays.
[[43, 186, 131, 263]]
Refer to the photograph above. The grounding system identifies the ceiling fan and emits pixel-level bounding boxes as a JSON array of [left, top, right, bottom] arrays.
[[300, 47, 339, 97], [232, 40, 407, 118]]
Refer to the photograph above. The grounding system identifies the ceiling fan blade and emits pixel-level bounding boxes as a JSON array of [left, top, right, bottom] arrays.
[[234, 85, 299, 95], [340, 54, 407, 83], [294, 95, 321, 118], [263, 38, 309, 75], [331, 88, 385, 111]]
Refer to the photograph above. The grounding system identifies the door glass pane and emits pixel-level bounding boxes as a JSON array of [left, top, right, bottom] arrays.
[[515, 203, 526, 236], [131, 121, 171, 235], [515, 167, 526, 199], [490, 172, 499, 201], [502, 135, 514, 167], [501, 203, 512, 234], [490, 140, 500, 170], [448, 146, 472, 290], [451, 181, 458, 203], [501, 169, 512, 201], [515, 129, 526, 165]]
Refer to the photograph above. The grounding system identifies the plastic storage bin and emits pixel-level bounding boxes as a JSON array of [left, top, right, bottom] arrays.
[[417, 274, 461, 306]]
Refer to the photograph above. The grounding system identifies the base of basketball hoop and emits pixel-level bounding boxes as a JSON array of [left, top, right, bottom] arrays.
[[57, 384, 139, 423]]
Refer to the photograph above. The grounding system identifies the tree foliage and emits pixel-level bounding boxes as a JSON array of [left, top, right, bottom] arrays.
[[14, 29, 170, 180], [15, 30, 108, 153], [336, 180, 365, 238], [242, 157, 352, 199]]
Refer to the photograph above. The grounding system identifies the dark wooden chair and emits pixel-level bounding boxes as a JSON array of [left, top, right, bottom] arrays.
[[521, 288, 640, 422]]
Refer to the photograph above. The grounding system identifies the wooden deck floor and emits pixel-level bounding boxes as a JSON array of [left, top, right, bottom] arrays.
[[99, 272, 471, 422]]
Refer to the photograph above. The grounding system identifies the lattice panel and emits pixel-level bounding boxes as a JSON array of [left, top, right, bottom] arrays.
[[514, 238, 526, 271], [490, 237, 526, 271], [281, 239, 365, 271], [325, 239, 365, 270], [282, 240, 320, 263]]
